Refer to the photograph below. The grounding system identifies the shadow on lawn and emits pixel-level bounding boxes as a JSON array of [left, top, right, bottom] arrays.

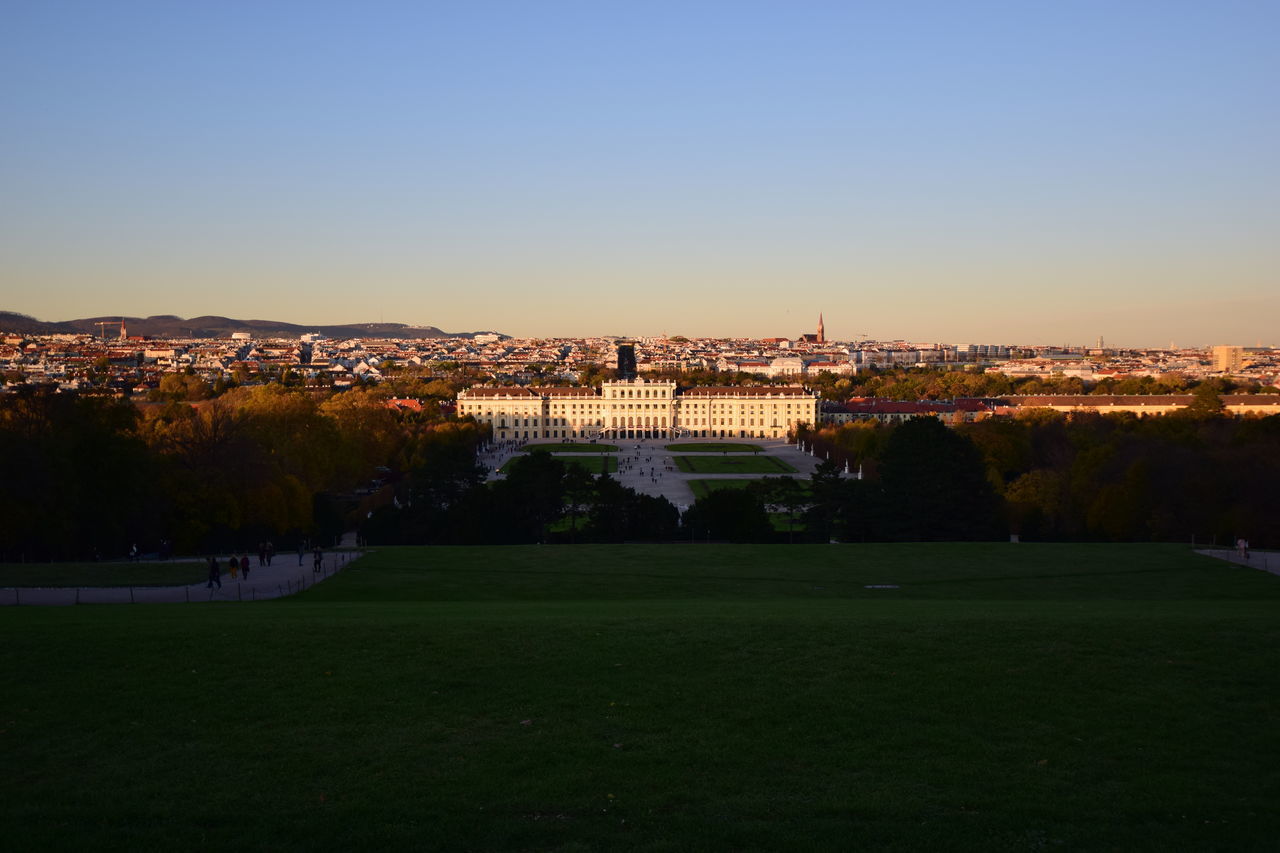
[[418, 564, 1191, 587]]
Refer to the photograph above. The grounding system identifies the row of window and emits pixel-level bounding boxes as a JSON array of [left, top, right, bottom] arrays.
[[492, 426, 792, 440], [475, 403, 806, 414], [475, 407, 812, 421], [605, 387, 673, 399]]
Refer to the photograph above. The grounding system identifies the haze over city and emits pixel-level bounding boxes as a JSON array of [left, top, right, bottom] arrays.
[[3, 1, 1276, 347]]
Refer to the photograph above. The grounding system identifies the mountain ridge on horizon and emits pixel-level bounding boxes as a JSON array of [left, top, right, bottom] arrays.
[[0, 311, 504, 341]]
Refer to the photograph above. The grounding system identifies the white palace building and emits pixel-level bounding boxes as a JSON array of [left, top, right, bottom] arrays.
[[457, 378, 820, 442]]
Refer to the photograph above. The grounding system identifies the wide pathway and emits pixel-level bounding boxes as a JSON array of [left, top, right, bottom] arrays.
[[1197, 548, 1279, 577], [1, 549, 360, 606], [486, 438, 843, 513]]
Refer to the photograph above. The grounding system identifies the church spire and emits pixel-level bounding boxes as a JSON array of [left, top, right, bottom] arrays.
[[817, 313, 825, 343]]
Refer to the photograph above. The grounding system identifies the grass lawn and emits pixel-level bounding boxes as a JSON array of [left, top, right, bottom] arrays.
[[502, 455, 618, 474], [2, 544, 1278, 851], [688, 477, 810, 501], [688, 478, 761, 499], [674, 454, 797, 474], [770, 512, 804, 533], [664, 442, 763, 453], [0, 561, 208, 588], [525, 443, 620, 453]]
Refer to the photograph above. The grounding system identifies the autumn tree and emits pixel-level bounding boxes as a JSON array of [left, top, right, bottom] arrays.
[[149, 371, 212, 402]]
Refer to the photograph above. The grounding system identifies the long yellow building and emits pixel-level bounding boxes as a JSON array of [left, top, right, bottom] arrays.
[[458, 378, 819, 442]]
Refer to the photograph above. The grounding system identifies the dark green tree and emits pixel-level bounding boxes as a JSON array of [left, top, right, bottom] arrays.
[[499, 452, 567, 542], [803, 460, 849, 543], [562, 465, 595, 542], [682, 488, 771, 543], [878, 417, 1003, 541], [1184, 383, 1226, 418], [752, 476, 807, 543]]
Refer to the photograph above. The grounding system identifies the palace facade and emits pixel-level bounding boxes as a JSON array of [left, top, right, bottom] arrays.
[[457, 378, 819, 441]]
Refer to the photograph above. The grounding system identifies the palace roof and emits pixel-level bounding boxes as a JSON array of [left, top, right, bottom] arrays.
[[460, 386, 539, 398], [680, 386, 812, 397]]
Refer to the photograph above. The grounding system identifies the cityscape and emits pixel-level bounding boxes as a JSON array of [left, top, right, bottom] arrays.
[[3, 1, 1277, 849], [3, 311, 1276, 399]]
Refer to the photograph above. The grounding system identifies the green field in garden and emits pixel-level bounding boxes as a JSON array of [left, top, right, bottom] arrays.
[[3, 543, 1277, 851]]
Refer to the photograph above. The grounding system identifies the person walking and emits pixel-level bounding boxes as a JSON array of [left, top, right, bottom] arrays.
[[265, 541, 275, 566], [297, 541, 305, 566], [206, 556, 221, 589], [240, 554, 250, 579], [228, 555, 238, 579], [313, 546, 323, 575]]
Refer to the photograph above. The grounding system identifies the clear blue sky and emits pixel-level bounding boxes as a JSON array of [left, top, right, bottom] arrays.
[[3, 0, 1276, 346]]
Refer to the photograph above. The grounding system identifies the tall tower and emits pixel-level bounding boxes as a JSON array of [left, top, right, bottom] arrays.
[[616, 342, 637, 380], [1212, 345, 1244, 373], [817, 314, 825, 344]]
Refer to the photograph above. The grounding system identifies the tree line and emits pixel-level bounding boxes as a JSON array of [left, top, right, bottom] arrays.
[[4, 381, 1277, 558], [799, 408, 1280, 547], [802, 367, 1278, 402], [0, 384, 486, 561], [586, 364, 1278, 403], [361, 450, 680, 545]]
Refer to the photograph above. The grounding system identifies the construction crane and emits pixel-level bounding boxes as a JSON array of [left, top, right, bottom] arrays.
[[93, 319, 125, 342]]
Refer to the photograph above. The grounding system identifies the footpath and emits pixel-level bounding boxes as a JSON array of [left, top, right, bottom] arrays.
[[483, 438, 832, 513], [1197, 548, 1279, 577], [1, 548, 361, 606]]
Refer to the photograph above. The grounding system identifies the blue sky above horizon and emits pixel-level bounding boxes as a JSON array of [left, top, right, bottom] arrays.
[[2, 0, 1276, 347]]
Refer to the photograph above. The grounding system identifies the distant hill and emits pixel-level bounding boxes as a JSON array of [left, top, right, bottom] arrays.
[[0, 312, 503, 340]]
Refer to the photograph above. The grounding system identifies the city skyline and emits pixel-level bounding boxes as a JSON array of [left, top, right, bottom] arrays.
[[3, 1, 1277, 348], [1, 307, 1269, 351]]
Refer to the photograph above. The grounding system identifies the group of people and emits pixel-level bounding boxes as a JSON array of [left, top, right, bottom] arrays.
[[205, 554, 251, 588], [477, 438, 527, 475], [619, 449, 673, 485], [205, 545, 327, 588]]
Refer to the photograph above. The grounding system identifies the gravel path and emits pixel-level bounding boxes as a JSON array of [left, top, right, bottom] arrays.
[[1, 550, 361, 606], [1196, 548, 1279, 577], [484, 438, 839, 514]]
